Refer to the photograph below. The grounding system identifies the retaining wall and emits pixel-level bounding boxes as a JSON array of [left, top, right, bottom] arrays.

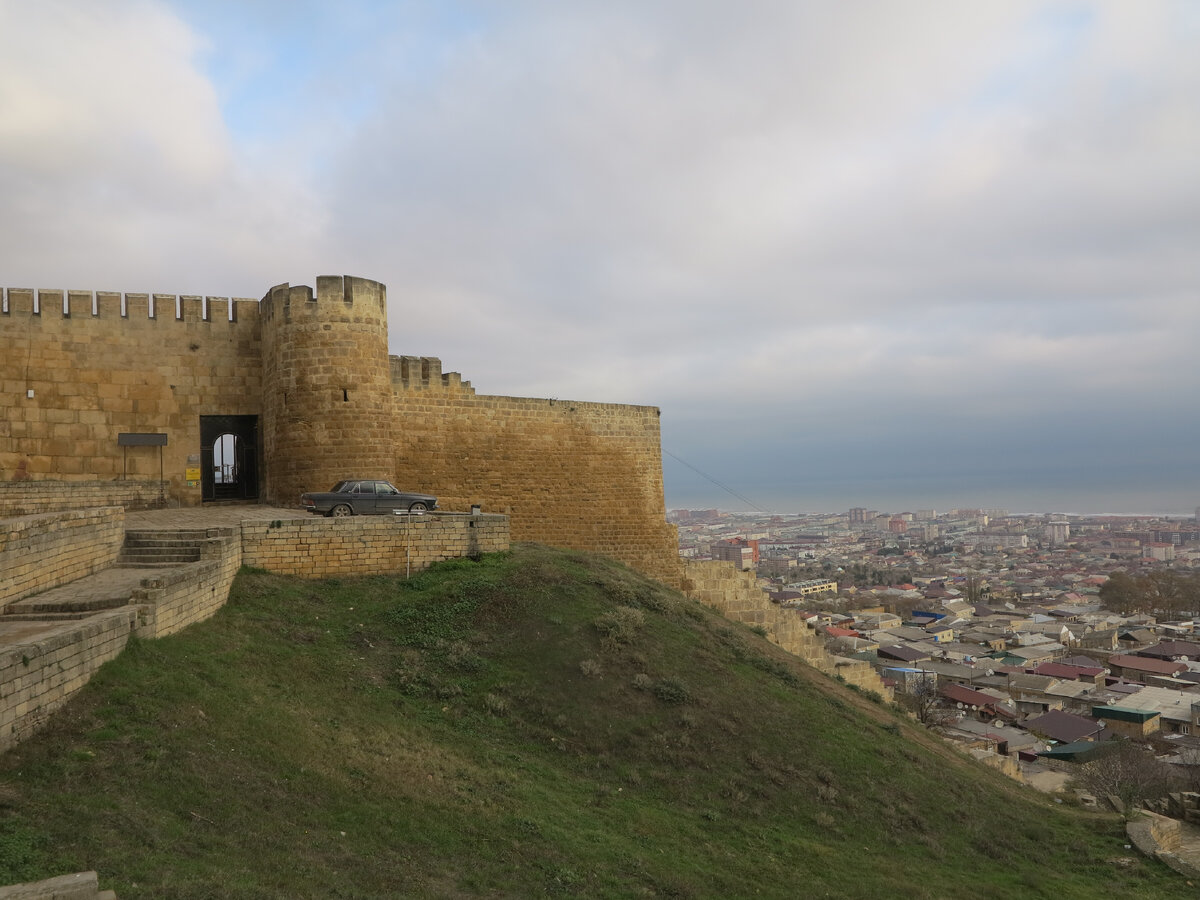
[[683, 559, 892, 698], [133, 530, 243, 638], [0, 481, 165, 518], [0, 508, 124, 611], [0, 609, 137, 752], [240, 513, 510, 578]]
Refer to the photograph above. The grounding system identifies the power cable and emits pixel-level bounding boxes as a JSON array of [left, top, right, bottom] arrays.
[[662, 448, 767, 513]]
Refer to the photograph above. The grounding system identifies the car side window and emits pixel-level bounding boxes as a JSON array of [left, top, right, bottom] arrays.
[[349, 482, 365, 494], [377, 482, 397, 495]]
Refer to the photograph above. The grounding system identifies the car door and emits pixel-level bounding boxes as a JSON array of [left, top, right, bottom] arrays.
[[350, 481, 377, 514], [372, 481, 405, 515]]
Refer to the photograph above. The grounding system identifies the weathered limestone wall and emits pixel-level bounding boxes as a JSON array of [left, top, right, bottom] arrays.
[[0, 481, 165, 517], [0, 508, 124, 611], [683, 559, 892, 697], [684, 560, 822, 655], [0, 609, 137, 753], [240, 513, 510, 578], [391, 375, 682, 587], [0, 287, 262, 502], [133, 530, 243, 638], [259, 277, 395, 508]]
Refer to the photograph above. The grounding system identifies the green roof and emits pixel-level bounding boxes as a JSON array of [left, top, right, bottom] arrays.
[[1038, 740, 1108, 762], [1092, 706, 1159, 724]]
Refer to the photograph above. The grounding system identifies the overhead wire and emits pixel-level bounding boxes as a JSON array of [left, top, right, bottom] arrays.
[[662, 448, 768, 513]]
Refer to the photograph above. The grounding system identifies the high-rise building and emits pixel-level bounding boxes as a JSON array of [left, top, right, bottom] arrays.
[[1046, 521, 1070, 546]]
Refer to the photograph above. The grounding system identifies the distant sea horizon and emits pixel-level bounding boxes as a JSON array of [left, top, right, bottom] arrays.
[[664, 486, 1200, 520]]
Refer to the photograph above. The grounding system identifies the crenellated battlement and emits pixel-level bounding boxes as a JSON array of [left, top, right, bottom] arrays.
[[258, 275, 387, 323], [390, 355, 474, 393], [0, 287, 260, 325]]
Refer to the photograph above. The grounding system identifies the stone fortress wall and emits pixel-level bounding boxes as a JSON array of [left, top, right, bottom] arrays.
[[0, 287, 262, 495], [0, 276, 681, 585]]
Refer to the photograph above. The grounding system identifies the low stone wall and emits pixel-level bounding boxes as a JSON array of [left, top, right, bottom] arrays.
[[0, 609, 137, 753], [0, 508, 124, 611], [969, 747, 1022, 780], [0, 481, 165, 517], [683, 559, 892, 699], [133, 530, 243, 638], [684, 560, 813, 649], [1126, 810, 1200, 879], [240, 513, 510, 578]]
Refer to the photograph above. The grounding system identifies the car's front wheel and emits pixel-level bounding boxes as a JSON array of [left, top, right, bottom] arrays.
[[330, 504, 352, 517], [409, 501, 428, 512]]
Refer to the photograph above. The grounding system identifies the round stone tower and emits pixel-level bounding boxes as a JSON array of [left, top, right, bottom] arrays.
[[260, 275, 394, 507]]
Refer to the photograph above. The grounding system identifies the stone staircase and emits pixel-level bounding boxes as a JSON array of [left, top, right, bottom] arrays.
[[0, 530, 203, 621], [117, 529, 206, 567]]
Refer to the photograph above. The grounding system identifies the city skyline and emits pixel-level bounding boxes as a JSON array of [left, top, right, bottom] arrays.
[[2, 2, 1197, 516]]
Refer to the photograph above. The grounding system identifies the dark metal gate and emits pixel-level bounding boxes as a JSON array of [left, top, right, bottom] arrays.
[[200, 415, 260, 502]]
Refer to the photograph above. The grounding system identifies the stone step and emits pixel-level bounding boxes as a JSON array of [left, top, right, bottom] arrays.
[[119, 530, 205, 567], [7, 595, 126, 615], [118, 551, 201, 563]]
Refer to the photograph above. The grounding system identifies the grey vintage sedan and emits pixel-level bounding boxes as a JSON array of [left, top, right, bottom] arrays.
[[300, 480, 438, 517]]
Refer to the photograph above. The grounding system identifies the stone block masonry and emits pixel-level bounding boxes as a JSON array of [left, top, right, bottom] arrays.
[[241, 513, 510, 578], [0, 287, 261, 504], [132, 530, 243, 639], [0, 507, 124, 611], [684, 559, 892, 698], [0, 608, 136, 753], [0, 481, 165, 517], [391, 387, 684, 588]]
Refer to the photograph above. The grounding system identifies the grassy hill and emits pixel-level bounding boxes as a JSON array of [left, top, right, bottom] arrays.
[[0, 544, 1190, 898]]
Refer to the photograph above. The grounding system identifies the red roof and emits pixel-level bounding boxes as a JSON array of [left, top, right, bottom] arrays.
[[1033, 662, 1103, 681], [941, 683, 1017, 720], [1109, 654, 1187, 676], [825, 626, 861, 638]]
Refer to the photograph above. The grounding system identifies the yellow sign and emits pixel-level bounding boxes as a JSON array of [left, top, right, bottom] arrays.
[[186, 467, 201, 481]]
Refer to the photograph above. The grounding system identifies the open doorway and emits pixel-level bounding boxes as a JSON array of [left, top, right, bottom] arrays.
[[200, 415, 259, 501]]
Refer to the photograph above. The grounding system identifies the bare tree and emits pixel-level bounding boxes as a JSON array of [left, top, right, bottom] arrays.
[[898, 673, 950, 726], [1072, 741, 1177, 815]]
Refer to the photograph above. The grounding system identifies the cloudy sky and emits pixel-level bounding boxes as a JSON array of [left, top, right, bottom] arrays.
[[3, 1, 1198, 516]]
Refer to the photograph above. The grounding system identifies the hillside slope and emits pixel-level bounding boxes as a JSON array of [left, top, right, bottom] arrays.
[[0, 545, 1188, 898]]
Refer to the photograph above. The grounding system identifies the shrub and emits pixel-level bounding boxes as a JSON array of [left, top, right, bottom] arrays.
[[594, 606, 646, 648], [653, 678, 690, 704]]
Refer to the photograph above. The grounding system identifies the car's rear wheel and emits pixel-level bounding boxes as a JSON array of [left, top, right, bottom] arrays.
[[409, 501, 428, 512], [330, 504, 352, 517]]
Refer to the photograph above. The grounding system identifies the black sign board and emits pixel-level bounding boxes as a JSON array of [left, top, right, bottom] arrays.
[[117, 433, 168, 447]]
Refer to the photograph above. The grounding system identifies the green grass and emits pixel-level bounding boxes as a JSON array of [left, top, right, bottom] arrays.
[[0, 544, 1190, 898]]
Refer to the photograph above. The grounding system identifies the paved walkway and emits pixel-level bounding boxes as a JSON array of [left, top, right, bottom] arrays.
[[124, 504, 308, 529]]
